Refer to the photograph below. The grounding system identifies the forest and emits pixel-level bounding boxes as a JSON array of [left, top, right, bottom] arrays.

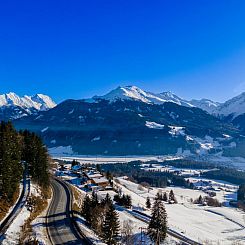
[[0, 121, 50, 207]]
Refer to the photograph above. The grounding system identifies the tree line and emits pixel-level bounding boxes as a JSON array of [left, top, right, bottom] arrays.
[[238, 184, 245, 202], [101, 161, 193, 188], [0, 121, 50, 203], [81, 190, 168, 245]]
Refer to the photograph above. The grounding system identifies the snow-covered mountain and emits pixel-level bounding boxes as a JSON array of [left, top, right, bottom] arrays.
[[0, 92, 56, 110], [213, 92, 245, 118], [90, 85, 245, 119], [0, 92, 56, 120], [91, 85, 193, 107], [190, 99, 221, 114]]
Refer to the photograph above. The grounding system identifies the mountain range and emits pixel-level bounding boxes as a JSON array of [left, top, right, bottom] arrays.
[[89, 86, 245, 119], [1, 86, 245, 156], [0, 92, 56, 120]]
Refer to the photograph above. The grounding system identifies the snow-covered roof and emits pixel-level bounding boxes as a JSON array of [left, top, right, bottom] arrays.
[[91, 177, 109, 184]]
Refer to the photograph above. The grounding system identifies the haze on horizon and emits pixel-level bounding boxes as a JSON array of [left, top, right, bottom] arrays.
[[0, 0, 244, 103]]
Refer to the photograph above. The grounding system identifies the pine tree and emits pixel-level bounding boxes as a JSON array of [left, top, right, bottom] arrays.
[[71, 159, 77, 168], [198, 195, 203, 204], [155, 191, 163, 201], [168, 190, 177, 203], [0, 122, 22, 201], [102, 203, 120, 245], [96, 164, 102, 173], [148, 199, 167, 244], [163, 192, 168, 202], [146, 196, 151, 209], [125, 195, 132, 209], [21, 131, 49, 188], [91, 191, 99, 207], [102, 193, 112, 208], [81, 195, 92, 224]]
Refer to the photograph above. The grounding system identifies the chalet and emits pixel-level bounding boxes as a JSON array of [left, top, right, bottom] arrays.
[[91, 176, 109, 188]]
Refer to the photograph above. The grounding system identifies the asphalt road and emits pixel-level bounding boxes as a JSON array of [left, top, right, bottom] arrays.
[[0, 167, 30, 238], [46, 178, 90, 245]]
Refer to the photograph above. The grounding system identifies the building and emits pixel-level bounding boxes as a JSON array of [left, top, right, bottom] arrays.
[[91, 176, 109, 188]]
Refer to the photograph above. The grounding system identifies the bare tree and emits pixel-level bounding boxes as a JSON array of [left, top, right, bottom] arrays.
[[121, 220, 134, 245]]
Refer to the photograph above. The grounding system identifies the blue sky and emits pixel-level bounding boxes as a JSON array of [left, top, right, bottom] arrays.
[[0, 0, 244, 103]]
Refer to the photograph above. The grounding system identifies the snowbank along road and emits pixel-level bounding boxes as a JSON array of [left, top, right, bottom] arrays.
[[0, 167, 30, 239], [46, 178, 92, 245]]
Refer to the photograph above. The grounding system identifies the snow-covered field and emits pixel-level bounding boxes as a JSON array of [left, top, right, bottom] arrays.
[[115, 177, 245, 245], [55, 160, 245, 244], [52, 154, 182, 164], [59, 173, 178, 244], [50, 149, 245, 170]]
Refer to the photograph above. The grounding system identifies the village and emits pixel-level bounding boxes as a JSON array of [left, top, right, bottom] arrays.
[[53, 158, 245, 244]]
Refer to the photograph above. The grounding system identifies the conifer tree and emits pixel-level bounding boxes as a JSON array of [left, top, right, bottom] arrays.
[[169, 190, 177, 203], [91, 191, 99, 207], [71, 159, 77, 168], [155, 191, 163, 201], [198, 195, 203, 204], [163, 192, 168, 202], [148, 198, 167, 244], [146, 196, 151, 209], [125, 195, 132, 209], [0, 122, 22, 201], [81, 195, 92, 224], [102, 202, 120, 245]]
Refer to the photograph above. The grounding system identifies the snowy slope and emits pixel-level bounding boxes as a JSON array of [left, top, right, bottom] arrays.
[[0, 92, 56, 110], [91, 85, 193, 107], [0, 92, 56, 120], [190, 99, 221, 114], [214, 92, 245, 118]]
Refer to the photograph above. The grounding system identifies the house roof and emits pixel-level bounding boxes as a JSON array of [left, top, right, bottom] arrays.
[[91, 177, 109, 184]]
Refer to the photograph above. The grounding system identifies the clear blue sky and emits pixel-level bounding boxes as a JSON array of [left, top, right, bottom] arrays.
[[0, 0, 244, 103]]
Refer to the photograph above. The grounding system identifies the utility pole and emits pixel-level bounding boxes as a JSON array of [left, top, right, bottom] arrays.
[[138, 227, 147, 245]]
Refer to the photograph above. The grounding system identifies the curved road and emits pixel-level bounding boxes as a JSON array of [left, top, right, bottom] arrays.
[[0, 167, 30, 238], [46, 178, 90, 245]]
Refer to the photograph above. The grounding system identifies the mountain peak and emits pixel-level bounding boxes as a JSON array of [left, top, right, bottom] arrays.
[[215, 91, 245, 118], [91, 85, 193, 107], [0, 92, 56, 111]]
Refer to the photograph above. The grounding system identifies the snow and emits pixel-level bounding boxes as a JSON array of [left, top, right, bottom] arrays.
[[145, 121, 165, 129], [199, 154, 245, 170], [186, 135, 194, 141], [53, 155, 183, 165], [49, 145, 74, 156], [114, 177, 245, 244], [215, 92, 245, 118], [2, 205, 30, 245], [68, 109, 74, 114], [1, 183, 40, 244], [116, 206, 178, 244], [0, 183, 23, 226], [190, 98, 221, 114], [168, 126, 185, 136], [0, 92, 56, 111], [89, 85, 194, 107], [41, 127, 49, 133], [91, 136, 101, 142], [31, 186, 52, 245]]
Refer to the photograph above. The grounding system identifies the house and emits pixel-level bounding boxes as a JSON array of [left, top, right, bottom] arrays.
[[91, 176, 109, 188], [84, 170, 103, 179]]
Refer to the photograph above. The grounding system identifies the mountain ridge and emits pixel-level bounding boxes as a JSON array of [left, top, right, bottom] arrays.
[[0, 92, 56, 120]]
